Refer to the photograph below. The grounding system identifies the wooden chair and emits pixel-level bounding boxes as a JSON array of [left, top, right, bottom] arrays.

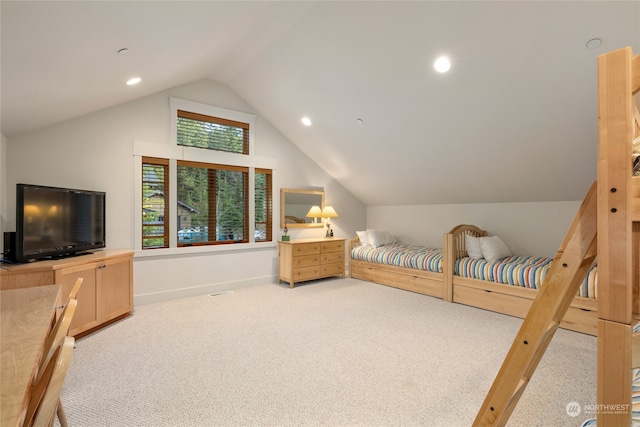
[[24, 336, 75, 427], [68, 277, 83, 300], [52, 277, 83, 427], [38, 300, 77, 380], [36, 299, 77, 427]]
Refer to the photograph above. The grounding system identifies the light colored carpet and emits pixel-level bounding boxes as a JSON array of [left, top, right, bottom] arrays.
[[60, 278, 596, 426]]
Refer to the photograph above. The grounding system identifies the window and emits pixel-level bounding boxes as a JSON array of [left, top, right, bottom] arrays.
[[177, 161, 249, 245], [177, 110, 249, 154], [138, 99, 274, 251], [142, 157, 169, 249], [255, 169, 272, 242]]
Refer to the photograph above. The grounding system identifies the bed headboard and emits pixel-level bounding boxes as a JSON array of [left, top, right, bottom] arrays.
[[446, 224, 487, 260], [350, 236, 360, 250], [285, 215, 306, 224]]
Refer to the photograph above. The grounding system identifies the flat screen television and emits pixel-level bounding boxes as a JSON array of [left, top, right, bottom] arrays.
[[14, 183, 106, 262]]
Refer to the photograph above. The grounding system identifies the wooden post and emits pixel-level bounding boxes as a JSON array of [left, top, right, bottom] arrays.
[[596, 46, 635, 425]]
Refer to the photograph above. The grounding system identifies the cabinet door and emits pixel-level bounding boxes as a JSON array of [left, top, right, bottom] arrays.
[[55, 263, 99, 336], [97, 256, 132, 322]]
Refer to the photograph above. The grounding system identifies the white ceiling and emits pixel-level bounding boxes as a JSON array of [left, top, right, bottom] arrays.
[[2, 1, 639, 205]]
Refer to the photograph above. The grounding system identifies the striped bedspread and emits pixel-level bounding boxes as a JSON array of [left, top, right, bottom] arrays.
[[351, 243, 443, 273], [455, 255, 597, 299]]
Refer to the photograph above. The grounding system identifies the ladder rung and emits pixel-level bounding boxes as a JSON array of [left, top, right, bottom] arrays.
[[519, 322, 560, 388], [542, 321, 559, 345], [504, 378, 529, 419]]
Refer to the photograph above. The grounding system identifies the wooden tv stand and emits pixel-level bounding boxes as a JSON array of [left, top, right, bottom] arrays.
[[0, 249, 133, 337]]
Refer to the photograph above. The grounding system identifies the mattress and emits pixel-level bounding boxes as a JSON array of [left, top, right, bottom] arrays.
[[351, 243, 443, 273], [455, 255, 597, 299]]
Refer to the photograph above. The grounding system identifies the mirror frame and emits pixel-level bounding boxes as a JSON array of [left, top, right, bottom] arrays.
[[280, 188, 325, 229]]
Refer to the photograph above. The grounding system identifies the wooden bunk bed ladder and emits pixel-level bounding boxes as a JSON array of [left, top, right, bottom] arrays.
[[473, 46, 639, 427], [473, 181, 597, 426]]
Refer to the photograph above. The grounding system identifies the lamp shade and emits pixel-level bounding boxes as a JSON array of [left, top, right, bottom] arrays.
[[321, 206, 339, 218], [306, 205, 322, 218]]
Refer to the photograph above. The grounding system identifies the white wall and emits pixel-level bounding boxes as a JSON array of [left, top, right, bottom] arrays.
[[0, 133, 6, 253], [4, 79, 366, 304], [3, 77, 584, 302], [367, 200, 583, 258]]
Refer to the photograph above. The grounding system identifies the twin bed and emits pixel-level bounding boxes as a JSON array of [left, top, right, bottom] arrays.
[[350, 224, 598, 335], [350, 224, 482, 299]]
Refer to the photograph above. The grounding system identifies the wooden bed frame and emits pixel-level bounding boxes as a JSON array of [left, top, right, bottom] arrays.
[[350, 222, 597, 335], [349, 224, 484, 299], [444, 228, 598, 336], [594, 46, 640, 425]]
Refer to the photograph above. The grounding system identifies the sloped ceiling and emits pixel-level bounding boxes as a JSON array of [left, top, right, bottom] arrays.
[[2, 1, 639, 205]]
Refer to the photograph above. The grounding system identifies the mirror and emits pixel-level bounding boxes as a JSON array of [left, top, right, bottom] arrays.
[[280, 188, 324, 228]]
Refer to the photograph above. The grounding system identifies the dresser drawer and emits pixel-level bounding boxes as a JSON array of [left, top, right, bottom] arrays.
[[320, 262, 344, 276], [321, 252, 344, 265], [294, 266, 321, 281], [293, 243, 320, 256], [293, 254, 320, 268], [321, 240, 344, 253]]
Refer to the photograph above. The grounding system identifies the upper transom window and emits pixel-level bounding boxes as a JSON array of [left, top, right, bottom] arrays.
[[177, 109, 249, 155]]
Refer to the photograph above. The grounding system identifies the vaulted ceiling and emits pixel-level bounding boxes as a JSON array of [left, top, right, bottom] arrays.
[[2, 1, 639, 205]]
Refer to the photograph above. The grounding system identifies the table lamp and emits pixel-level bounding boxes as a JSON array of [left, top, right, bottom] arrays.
[[306, 205, 322, 224], [321, 206, 338, 238]]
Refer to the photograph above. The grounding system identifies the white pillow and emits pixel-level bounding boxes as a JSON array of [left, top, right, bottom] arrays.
[[367, 229, 394, 248], [356, 230, 371, 246], [480, 235, 513, 262], [383, 230, 396, 245], [465, 234, 483, 258]]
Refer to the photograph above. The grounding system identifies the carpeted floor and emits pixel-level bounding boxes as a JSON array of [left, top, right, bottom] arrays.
[[60, 278, 597, 426]]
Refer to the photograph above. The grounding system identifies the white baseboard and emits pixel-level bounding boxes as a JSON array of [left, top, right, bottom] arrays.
[[133, 275, 277, 306]]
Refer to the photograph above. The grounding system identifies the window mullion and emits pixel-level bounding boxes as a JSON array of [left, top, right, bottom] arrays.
[[208, 169, 216, 242], [169, 159, 178, 248]]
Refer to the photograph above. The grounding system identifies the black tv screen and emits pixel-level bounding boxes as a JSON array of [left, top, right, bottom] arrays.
[[15, 184, 106, 262]]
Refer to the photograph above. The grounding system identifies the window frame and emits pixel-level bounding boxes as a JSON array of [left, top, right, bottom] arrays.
[[170, 97, 256, 155], [176, 160, 250, 246], [142, 157, 169, 249], [177, 109, 250, 154], [254, 168, 273, 242], [133, 98, 278, 257]]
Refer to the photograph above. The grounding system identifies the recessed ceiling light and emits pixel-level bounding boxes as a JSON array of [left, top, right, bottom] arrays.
[[434, 56, 451, 73], [356, 118, 364, 124], [586, 38, 602, 49], [301, 116, 312, 126], [126, 77, 141, 86], [117, 48, 129, 54]]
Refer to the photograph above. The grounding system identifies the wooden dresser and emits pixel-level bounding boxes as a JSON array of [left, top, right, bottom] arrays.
[[278, 238, 346, 288]]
